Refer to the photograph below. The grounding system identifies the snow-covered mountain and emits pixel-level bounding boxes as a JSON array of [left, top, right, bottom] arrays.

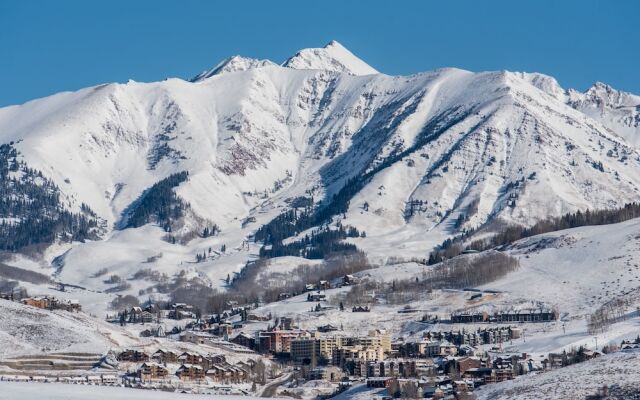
[[190, 56, 278, 81], [1, 40, 640, 307], [283, 40, 379, 75]]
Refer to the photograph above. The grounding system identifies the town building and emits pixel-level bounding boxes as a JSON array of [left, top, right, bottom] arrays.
[[175, 364, 206, 381], [137, 362, 168, 381]]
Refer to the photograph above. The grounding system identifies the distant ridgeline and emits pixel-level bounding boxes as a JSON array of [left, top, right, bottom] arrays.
[[119, 171, 190, 232], [0, 142, 101, 252]]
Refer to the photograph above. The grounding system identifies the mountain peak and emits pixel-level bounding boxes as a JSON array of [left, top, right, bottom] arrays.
[[283, 40, 379, 76], [583, 81, 640, 108], [190, 55, 277, 82]]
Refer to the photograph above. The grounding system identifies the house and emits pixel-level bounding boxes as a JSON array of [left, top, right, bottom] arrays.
[[144, 303, 161, 314], [463, 367, 493, 380], [175, 364, 206, 381], [425, 341, 458, 357], [278, 293, 292, 300], [367, 377, 396, 388], [246, 313, 270, 322], [317, 324, 339, 333], [177, 352, 207, 367], [117, 349, 149, 362], [211, 323, 233, 337], [169, 303, 197, 320], [423, 386, 445, 399], [206, 362, 248, 383], [137, 362, 168, 381], [231, 332, 256, 350], [307, 292, 326, 302], [456, 357, 482, 375], [318, 280, 331, 290], [453, 380, 470, 393], [140, 311, 154, 323], [450, 311, 488, 323], [180, 331, 215, 345], [21, 296, 51, 310], [151, 349, 178, 364], [375, 360, 418, 378], [546, 353, 565, 369], [308, 366, 344, 382], [343, 275, 359, 285], [101, 375, 119, 385], [236, 359, 256, 374]]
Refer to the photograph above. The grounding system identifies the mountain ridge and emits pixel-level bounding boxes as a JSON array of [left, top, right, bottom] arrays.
[[1, 42, 640, 308]]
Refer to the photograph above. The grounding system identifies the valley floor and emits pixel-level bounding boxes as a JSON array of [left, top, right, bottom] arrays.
[[0, 381, 275, 400]]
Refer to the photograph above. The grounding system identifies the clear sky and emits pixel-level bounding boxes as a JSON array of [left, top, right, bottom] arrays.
[[1, 0, 638, 107]]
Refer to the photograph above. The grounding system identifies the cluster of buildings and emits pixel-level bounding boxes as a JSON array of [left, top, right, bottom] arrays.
[[20, 295, 81, 312], [113, 302, 199, 325], [0, 374, 120, 385], [217, 318, 581, 398], [117, 348, 253, 384], [398, 326, 522, 356], [450, 308, 558, 324]]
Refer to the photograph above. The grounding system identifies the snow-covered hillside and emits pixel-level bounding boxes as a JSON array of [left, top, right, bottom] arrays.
[[0, 299, 137, 357], [474, 348, 640, 400], [1, 40, 640, 310], [0, 381, 279, 400], [232, 217, 640, 357]]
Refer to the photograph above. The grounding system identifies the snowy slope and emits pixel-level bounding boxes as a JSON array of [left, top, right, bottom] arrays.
[[0, 299, 138, 358], [206, 218, 640, 378], [0, 381, 279, 400], [1, 41, 640, 307], [516, 72, 640, 145], [283, 40, 378, 75], [474, 349, 640, 400], [190, 56, 278, 82], [481, 218, 640, 316]]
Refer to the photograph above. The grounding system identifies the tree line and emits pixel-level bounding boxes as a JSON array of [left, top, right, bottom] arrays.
[[336, 251, 519, 306], [0, 142, 100, 251], [122, 171, 189, 231], [259, 224, 362, 259], [429, 203, 640, 264]]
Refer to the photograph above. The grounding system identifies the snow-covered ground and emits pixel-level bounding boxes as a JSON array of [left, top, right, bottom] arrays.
[[0, 299, 137, 358], [474, 348, 640, 400], [0, 381, 278, 400], [229, 217, 640, 359]]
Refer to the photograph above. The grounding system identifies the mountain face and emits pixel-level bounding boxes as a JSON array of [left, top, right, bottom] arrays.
[[1, 41, 640, 305], [283, 40, 379, 75], [190, 56, 278, 81]]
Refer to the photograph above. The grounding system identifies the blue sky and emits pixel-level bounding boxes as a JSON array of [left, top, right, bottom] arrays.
[[1, 0, 638, 107]]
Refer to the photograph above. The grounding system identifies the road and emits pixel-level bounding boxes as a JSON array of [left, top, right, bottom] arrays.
[[260, 373, 293, 398]]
